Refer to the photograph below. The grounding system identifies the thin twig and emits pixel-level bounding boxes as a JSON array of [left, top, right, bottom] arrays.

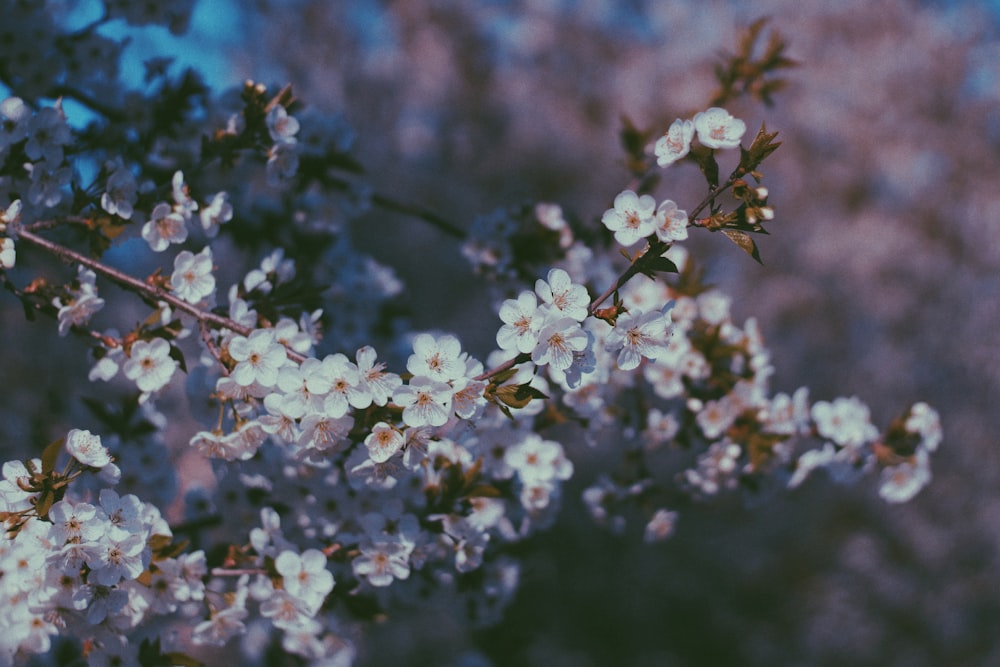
[[17, 229, 308, 363]]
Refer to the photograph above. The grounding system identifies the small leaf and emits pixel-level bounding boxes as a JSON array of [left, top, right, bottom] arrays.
[[488, 367, 519, 387], [35, 488, 55, 519], [466, 484, 502, 498], [514, 384, 549, 401], [722, 230, 763, 264], [168, 343, 188, 374], [692, 146, 720, 188], [160, 653, 204, 667], [641, 256, 679, 275], [494, 386, 528, 409], [463, 459, 483, 488], [41, 438, 65, 474]]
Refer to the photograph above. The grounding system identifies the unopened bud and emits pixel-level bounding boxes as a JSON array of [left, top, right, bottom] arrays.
[[755, 186, 768, 199]]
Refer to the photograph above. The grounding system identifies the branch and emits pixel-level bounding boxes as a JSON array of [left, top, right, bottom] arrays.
[[16, 229, 308, 363]]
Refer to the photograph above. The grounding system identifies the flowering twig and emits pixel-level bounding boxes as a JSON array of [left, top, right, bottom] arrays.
[[17, 229, 308, 363]]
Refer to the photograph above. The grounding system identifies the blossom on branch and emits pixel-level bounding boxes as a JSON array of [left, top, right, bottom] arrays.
[[654, 118, 694, 166], [123, 338, 177, 394], [692, 107, 746, 149], [170, 246, 215, 304], [601, 189, 657, 247]]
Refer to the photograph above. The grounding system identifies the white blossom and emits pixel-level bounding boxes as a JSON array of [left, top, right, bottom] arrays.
[[692, 107, 746, 149]]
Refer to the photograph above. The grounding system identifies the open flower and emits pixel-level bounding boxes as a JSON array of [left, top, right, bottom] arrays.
[[66, 428, 112, 468], [601, 190, 657, 247], [654, 118, 694, 166], [141, 202, 188, 252], [229, 329, 288, 388], [123, 338, 178, 393], [170, 247, 215, 303], [532, 317, 589, 371], [497, 291, 543, 354], [606, 309, 673, 371], [692, 107, 746, 149], [653, 200, 689, 243], [393, 376, 453, 427]]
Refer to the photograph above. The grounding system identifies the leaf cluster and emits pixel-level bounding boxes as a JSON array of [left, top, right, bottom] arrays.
[[711, 17, 798, 108]]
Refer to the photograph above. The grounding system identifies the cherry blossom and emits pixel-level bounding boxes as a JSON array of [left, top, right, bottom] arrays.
[[654, 118, 695, 166], [534, 267, 589, 321], [605, 309, 673, 371], [360, 422, 401, 463], [65, 428, 112, 468], [170, 246, 215, 303], [394, 376, 454, 428], [692, 107, 746, 149], [141, 202, 188, 252], [532, 317, 589, 371], [229, 328, 288, 388], [0, 9, 949, 666], [653, 199, 689, 243], [352, 541, 411, 587], [407, 333, 466, 382], [122, 338, 177, 394], [496, 291, 543, 353], [101, 159, 137, 220], [601, 189, 657, 247]]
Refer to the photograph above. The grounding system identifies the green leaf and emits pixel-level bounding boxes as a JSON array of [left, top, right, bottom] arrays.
[[641, 256, 679, 276], [466, 484, 502, 498], [35, 488, 55, 519], [722, 230, 763, 264], [41, 438, 64, 475], [692, 146, 720, 188], [494, 383, 548, 410], [489, 367, 519, 387], [168, 343, 188, 374]]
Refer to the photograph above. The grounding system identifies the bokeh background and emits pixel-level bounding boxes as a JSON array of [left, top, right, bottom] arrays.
[[5, 0, 1000, 665]]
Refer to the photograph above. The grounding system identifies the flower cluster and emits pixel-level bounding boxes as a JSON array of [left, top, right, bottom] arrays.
[[0, 5, 943, 666], [654, 107, 747, 167], [0, 431, 206, 665]]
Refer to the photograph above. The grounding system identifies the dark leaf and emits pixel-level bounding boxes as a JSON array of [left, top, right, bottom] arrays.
[[36, 488, 55, 519], [692, 146, 720, 188], [722, 230, 763, 264], [41, 438, 64, 474], [168, 343, 188, 374], [488, 367, 519, 387], [641, 256, 679, 275]]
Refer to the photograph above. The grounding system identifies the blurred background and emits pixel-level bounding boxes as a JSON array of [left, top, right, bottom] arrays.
[[5, 0, 1000, 664]]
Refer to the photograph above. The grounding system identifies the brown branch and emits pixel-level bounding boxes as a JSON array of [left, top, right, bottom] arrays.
[[16, 229, 308, 363]]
